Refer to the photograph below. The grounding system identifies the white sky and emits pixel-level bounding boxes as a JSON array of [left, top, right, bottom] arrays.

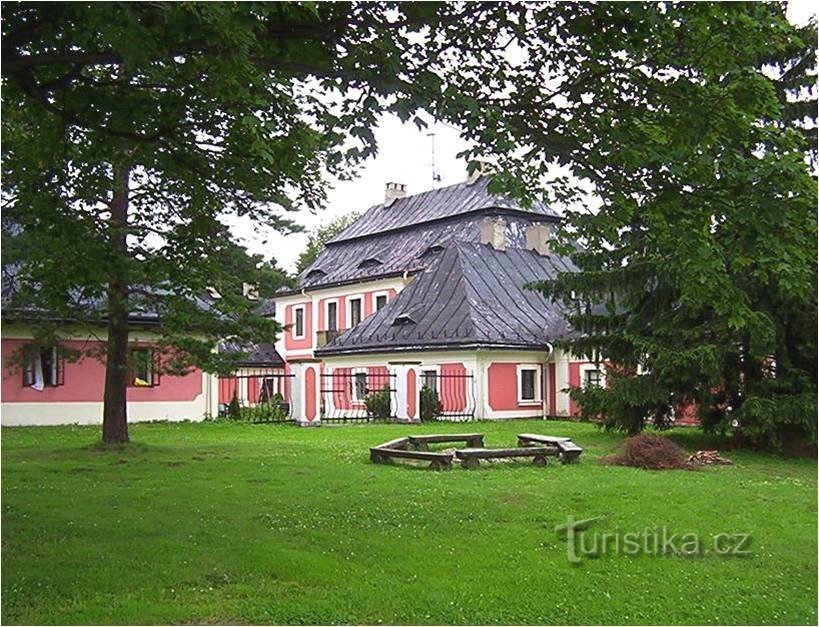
[[232, 0, 817, 273]]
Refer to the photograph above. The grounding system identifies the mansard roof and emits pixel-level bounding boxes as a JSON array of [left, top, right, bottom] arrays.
[[315, 241, 576, 355], [330, 176, 558, 243], [284, 208, 556, 295]]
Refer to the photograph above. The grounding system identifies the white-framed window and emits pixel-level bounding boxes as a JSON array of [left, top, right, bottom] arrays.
[[517, 364, 542, 404], [325, 299, 338, 332], [22, 345, 63, 389], [292, 304, 306, 339], [579, 363, 606, 389], [129, 347, 158, 387], [421, 367, 439, 393], [350, 369, 367, 402], [348, 296, 363, 327], [585, 368, 603, 388], [373, 291, 390, 312]]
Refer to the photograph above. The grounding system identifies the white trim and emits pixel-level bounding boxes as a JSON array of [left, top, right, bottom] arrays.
[[347, 295, 364, 328], [372, 290, 390, 312], [292, 304, 306, 339], [516, 363, 542, 405], [579, 362, 606, 388], [419, 365, 440, 393]]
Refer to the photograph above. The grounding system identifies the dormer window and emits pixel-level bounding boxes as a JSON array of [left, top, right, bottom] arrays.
[[418, 244, 444, 259], [305, 269, 326, 282], [392, 314, 416, 327], [357, 257, 382, 270]]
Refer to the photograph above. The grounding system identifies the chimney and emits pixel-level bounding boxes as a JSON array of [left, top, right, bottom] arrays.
[[480, 217, 506, 252], [242, 282, 259, 300], [524, 223, 552, 255], [467, 161, 494, 185], [384, 182, 407, 206]]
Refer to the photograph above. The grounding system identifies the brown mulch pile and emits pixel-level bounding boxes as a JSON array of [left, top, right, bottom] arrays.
[[601, 434, 687, 470]]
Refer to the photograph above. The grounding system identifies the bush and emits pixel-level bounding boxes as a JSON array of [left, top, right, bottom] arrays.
[[602, 433, 687, 470], [420, 386, 443, 421], [364, 385, 392, 420], [227, 392, 242, 421]]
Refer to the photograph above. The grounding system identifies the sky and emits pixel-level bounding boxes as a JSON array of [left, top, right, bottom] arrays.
[[231, 0, 817, 273]]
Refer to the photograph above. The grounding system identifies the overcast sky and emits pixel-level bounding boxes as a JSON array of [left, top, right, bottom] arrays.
[[231, 0, 817, 273]]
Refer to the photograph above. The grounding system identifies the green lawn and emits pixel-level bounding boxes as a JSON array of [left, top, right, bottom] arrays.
[[1, 420, 816, 625]]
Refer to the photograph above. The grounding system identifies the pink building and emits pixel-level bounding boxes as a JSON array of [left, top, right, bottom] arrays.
[[273, 176, 607, 424]]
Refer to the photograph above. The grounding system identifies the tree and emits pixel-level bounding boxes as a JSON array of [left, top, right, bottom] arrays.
[[459, 4, 816, 448], [295, 212, 361, 274], [2, 2, 507, 443], [3, 2, 814, 449]]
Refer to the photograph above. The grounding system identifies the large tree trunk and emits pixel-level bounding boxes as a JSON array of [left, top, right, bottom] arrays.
[[102, 164, 131, 444]]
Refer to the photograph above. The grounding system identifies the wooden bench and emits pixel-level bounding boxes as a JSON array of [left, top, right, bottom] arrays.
[[408, 433, 484, 450], [454, 447, 549, 470], [517, 433, 583, 463], [370, 446, 453, 470]]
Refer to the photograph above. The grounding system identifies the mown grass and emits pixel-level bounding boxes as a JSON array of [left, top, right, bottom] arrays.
[[1, 419, 816, 625]]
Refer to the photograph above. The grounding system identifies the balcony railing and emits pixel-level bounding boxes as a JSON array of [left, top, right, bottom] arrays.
[[316, 328, 349, 348]]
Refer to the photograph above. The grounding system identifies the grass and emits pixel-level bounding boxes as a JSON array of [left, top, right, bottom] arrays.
[[1, 419, 816, 625]]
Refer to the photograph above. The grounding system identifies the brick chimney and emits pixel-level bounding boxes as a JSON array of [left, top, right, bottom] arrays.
[[524, 223, 552, 255], [384, 182, 407, 206], [480, 217, 506, 251]]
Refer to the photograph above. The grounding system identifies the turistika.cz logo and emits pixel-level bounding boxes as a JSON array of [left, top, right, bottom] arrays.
[[555, 515, 752, 563]]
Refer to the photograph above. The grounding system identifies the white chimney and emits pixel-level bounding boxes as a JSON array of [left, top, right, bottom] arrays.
[[384, 182, 407, 206], [524, 223, 552, 256], [467, 161, 494, 185], [242, 282, 259, 300], [480, 217, 506, 252]]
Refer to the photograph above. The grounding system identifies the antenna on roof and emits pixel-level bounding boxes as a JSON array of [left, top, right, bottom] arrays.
[[427, 131, 442, 188]]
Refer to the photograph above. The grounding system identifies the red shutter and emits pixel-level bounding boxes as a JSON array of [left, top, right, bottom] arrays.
[[56, 355, 65, 386], [152, 349, 161, 387]]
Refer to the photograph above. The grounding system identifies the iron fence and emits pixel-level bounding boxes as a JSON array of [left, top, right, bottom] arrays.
[[419, 371, 476, 421], [320, 369, 397, 423], [218, 369, 294, 423]]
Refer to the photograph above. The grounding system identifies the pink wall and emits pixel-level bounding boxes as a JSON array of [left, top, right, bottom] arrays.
[[548, 362, 557, 416], [305, 367, 317, 421], [284, 302, 312, 351], [440, 363, 466, 412], [407, 369, 417, 418], [487, 362, 544, 412], [316, 288, 398, 333], [2, 339, 202, 403]]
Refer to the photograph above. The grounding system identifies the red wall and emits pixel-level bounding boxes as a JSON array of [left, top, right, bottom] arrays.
[[1, 339, 202, 403], [487, 362, 544, 412], [284, 302, 312, 351], [440, 362, 466, 412]]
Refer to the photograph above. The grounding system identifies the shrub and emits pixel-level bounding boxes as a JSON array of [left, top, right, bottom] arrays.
[[227, 392, 242, 421], [364, 385, 392, 420], [420, 386, 443, 421], [602, 433, 687, 470]]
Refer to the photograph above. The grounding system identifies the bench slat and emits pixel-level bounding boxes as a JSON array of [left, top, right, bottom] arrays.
[[370, 447, 453, 461], [455, 447, 549, 460]]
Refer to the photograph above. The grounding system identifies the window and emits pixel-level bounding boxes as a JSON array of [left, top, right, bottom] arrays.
[[422, 369, 438, 393], [23, 346, 64, 389], [517, 365, 541, 404], [349, 297, 362, 327], [351, 371, 367, 402], [585, 369, 603, 388], [293, 305, 305, 338], [129, 348, 158, 387], [326, 301, 338, 332], [375, 294, 388, 312]]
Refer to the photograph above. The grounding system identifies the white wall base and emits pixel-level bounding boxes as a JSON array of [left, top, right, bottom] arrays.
[[1, 395, 208, 426]]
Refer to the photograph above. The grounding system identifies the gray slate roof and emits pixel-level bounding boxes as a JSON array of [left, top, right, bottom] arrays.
[[290, 207, 558, 293], [220, 341, 285, 367], [315, 241, 576, 355], [330, 176, 558, 243]]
